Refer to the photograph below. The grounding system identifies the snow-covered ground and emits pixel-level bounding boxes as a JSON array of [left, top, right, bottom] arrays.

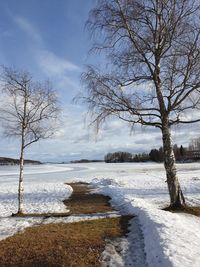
[[0, 162, 200, 266]]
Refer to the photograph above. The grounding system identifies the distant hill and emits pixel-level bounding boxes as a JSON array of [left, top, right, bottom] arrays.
[[0, 157, 42, 165]]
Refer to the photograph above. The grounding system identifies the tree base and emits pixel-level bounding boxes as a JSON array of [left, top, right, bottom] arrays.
[[164, 205, 200, 217], [164, 202, 186, 211], [11, 212, 24, 217], [169, 203, 186, 210]]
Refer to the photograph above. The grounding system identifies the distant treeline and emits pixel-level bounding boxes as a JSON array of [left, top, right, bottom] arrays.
[[104, 144, 200, 163], [104, 151, 153, 163], [70, 159, 103, 163], [0, 157, 42, 165]]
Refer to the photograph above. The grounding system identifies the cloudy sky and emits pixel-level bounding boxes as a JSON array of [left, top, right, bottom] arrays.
[[0, 0, 198, 162]]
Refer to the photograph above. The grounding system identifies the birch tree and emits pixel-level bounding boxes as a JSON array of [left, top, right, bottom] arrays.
[[83, 0, 200, 208], [0, 67, 60, 214]]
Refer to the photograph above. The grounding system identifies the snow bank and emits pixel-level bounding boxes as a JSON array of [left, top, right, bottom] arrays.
[[0, 181, 72, 240], [0, 183, 72, 217], [91, 174, 200, 267]]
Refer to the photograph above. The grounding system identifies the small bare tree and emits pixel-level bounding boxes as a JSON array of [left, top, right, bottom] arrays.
[[0, 67, 60, 214], [83, 0, 200, 208]]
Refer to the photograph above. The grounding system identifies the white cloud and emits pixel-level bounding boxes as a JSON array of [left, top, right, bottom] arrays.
[[14, 16, 42, 44], [13, 16, 80, 78], [1, 110, 198, 161], [36, 49, 80, 75]]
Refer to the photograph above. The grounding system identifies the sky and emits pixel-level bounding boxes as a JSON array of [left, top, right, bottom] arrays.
[[0, 0, 199, 162]]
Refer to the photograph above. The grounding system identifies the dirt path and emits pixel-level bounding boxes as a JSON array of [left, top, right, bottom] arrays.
[[0, 182, 134, 267], [63, 182, 115, 214]]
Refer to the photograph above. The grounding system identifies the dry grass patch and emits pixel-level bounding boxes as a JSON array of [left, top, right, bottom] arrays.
[[13, 182, 113, 218], [64, 182, 114, 214], [163, 205, 200, 217], [0, 216, 132, 267]]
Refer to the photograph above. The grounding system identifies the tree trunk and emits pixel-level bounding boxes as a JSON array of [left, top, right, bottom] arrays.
[[18, 141, 25, 214], [17, 87, 28, 215], [162, 118, 185, 208]]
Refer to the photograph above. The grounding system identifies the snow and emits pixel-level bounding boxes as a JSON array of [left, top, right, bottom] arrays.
[[0, 162, 200, 266], [89, 163, 200, 267], [100, 237, 129, 267], [100, 217, 146, 267], [0, 183, 72, 217]]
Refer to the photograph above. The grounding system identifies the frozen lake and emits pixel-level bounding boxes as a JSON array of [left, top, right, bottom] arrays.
[[0, 162, 200, 267], [0, 164, 86, 184], [1, 161, 200, 216], [1, 161, 200, 189]]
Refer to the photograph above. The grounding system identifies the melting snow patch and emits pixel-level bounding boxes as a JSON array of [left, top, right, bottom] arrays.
[[100, 217, 147, 267], [100, 237, 128, 267], [92, 178, 119, 186]]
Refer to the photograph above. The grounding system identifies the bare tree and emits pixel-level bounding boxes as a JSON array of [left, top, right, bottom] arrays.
[[0, 67, 60, 214], [83, 0, 200, 208], [189, 136, 200, 150]]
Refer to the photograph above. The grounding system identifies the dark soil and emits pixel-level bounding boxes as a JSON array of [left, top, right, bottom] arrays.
[[163, 205, 200, 216]]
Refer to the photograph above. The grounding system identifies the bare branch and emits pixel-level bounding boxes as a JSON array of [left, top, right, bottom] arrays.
[[0, 66, 60, 149]]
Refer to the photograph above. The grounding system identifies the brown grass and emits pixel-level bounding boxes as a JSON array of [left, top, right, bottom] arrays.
[[163, 205, 200, 216], [0, 216, 132, 267], [13, 182, 114, 218], [0, 182, 134, 266], [5, 182, 199, 266], [63, 182, 114, 214]]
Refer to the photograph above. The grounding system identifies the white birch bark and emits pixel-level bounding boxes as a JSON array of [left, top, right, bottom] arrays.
[[18, 147, 24, 214], [162, 118, 185, 207], [17, 87, 27, 214]]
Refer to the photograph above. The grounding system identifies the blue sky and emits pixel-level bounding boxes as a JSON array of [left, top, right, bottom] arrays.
[[0, 0, 198, 162]]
